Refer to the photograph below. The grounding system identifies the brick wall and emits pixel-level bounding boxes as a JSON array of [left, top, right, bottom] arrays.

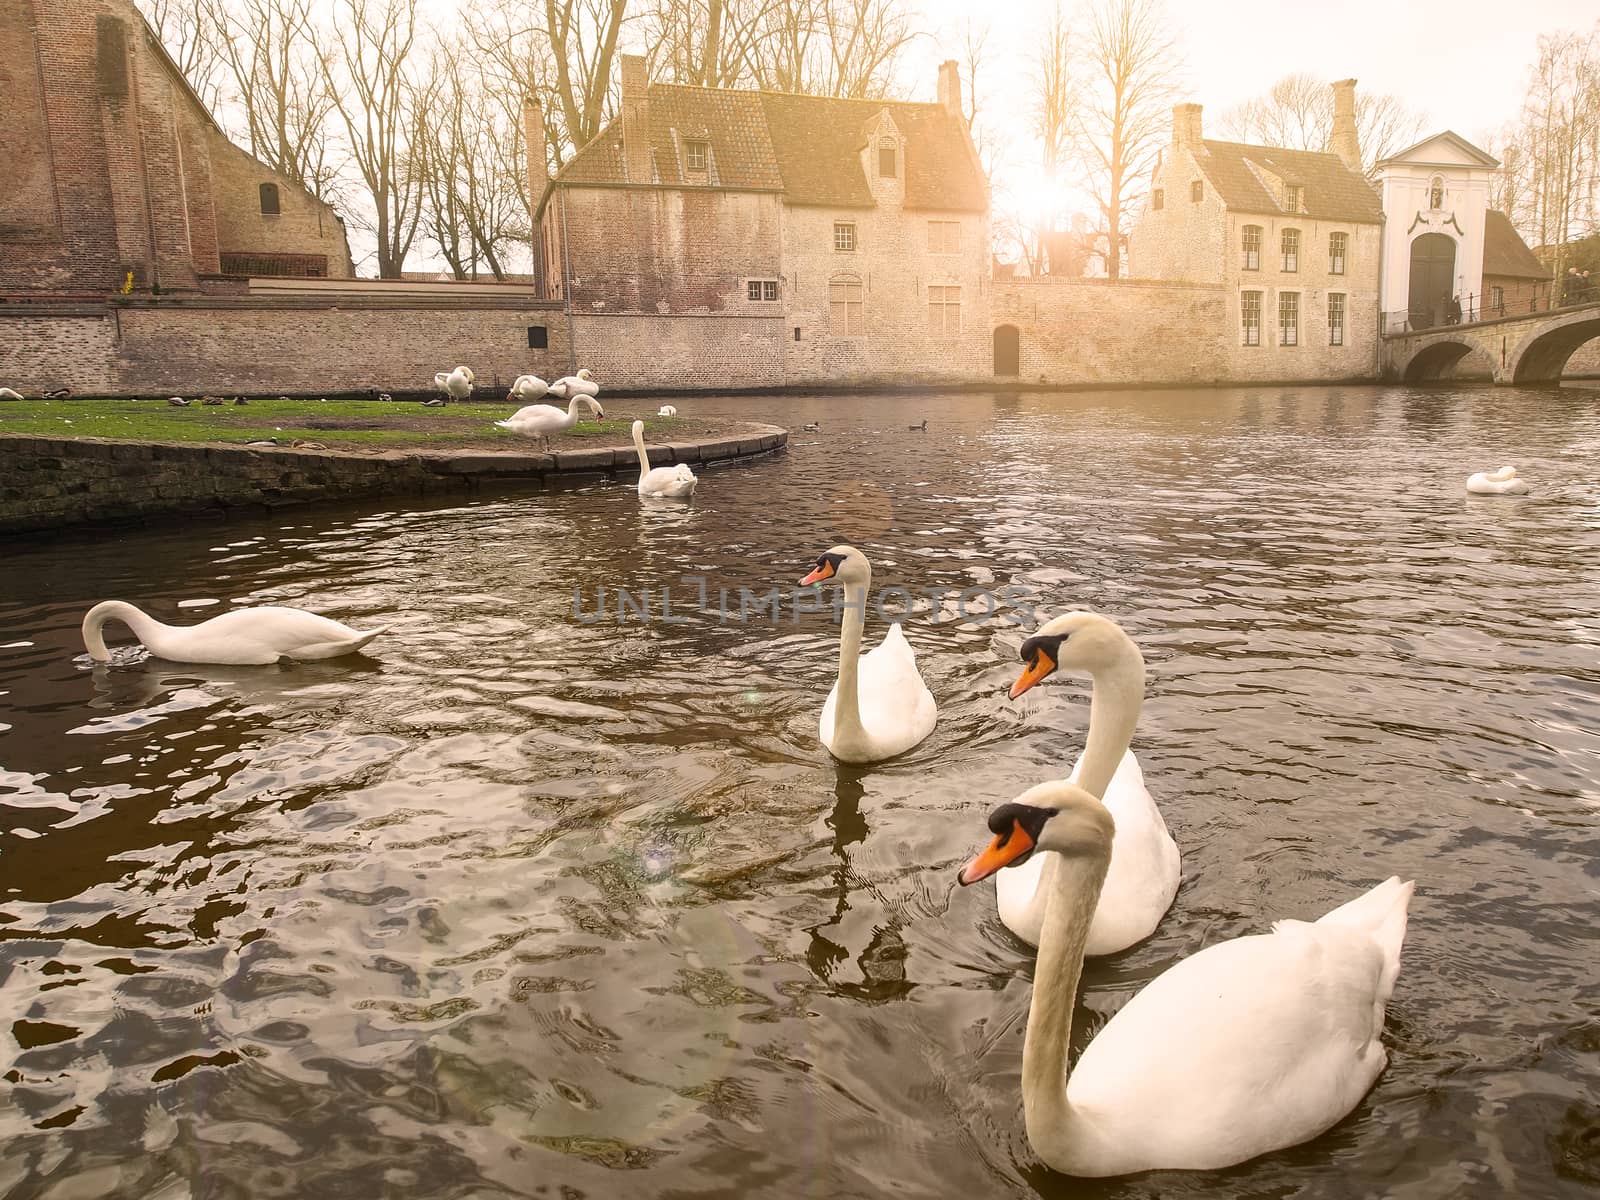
[[994, 279, 1228, 386], [567, 313, 785, 389], [206, 128, 353, 278], [0, 297, 570, 395]]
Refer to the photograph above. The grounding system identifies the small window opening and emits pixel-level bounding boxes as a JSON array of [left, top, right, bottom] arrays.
[[528, 325, 548, 349], [879, 139, 897, 178], [259, 183, 281, 216]]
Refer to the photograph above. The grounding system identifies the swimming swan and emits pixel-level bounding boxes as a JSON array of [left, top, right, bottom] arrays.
[[548, 368, 599, 399], [959, 781, 1412, 1177], [433, 366, 474, 402], [509, 375, 549, 402], [1466, 465, 1530, 495], [82, 601, 388, 665], [799, 545, 937, 763], [998, 612, 1180, 956], [495, 395, 604, 449], [631, 419, 697, 498]]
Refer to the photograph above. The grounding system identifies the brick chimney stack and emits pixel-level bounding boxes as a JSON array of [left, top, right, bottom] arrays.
[[1171, 102, 1203, 150], [620, 54, 652, 184], [1330, 79, 1361, 172], [937, 60, 963, 120], [523, 97, 547, 196]]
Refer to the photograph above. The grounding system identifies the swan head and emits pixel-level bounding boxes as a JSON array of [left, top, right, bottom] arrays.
[[957, 780, 1114, 886], [1010, 610, 1138, 698], [458, 366, 475, 382], [586, 398, 604, 419], [577, 368, 593, 380], [800, 544, 869, 588]]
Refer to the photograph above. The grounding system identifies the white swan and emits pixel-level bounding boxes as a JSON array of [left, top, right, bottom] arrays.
[[959, 781, 1412, 1177], [509, 374, 549, 402], [799, 545, 937, 763], [548, 368, 599, 399], [998, 612, 1180, 956], [494, 395, 604, 449], [0, 387, 23, 401], [433, 366, 474, 402], [658, 405, 678, 417], [631, 419, 697, 498], [82, 601, 388, 665], [1466, 464, 1530, 495]]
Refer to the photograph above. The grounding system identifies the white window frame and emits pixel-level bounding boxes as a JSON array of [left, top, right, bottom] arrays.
[[1241, 290, 1262, 346], [833, 222, 857, 252], [685, 140, 708, 171], [927, 285, 962, 336], [829, 277, 864, 336], [1328, 231, 1347, 275], [1281, 228, 1300, 273], [746, 278, 779, 302], [1279, 291, 1299, 346], [928, 220, 960, 254], [1328, 292, 1345, 346], [1242, 224, 1261, 271]]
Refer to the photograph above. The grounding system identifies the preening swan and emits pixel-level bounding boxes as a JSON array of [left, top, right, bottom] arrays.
[[799, 545, 937, 763], [959, 782, 1412, 1177], [658, 405, 678, 417], [433, 366, 474, 402], [548, 368, 599, 399], [0, 387, 23, 401], [998, 612, 1180, 956], [495, 395, 604, 449], [1466, 465, 1530, 495], [631, 419, 697, 498], [509, 374, 549, 402], [82, 601, 388, 665]]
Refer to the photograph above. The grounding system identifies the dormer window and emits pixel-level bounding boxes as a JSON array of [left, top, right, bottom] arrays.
[[685, 140, 708, 172], [1284, 184, 1301, 212], [1429, 176, 1444, 209], [879, 139, 897, 179]]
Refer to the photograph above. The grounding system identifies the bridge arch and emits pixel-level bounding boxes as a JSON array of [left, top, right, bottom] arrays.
[[1402, 339, 1477, 382], [1511, 314, 1600, 384]]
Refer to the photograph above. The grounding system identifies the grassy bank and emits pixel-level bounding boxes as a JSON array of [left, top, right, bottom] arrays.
[[0, 397, 700, 452]]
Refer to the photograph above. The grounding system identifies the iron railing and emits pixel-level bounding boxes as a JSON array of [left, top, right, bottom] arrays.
[[1380, 280, 1597, 335]]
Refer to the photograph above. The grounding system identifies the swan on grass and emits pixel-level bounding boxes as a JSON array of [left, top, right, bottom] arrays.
[[433, 366, 474, 402], [1466, 465, 1530, 495], [548, 368, 599, 399], [0, 387, 23, 401], [799, 545, 937, 763], [959, 782, 1412, 1177], [631, 419, 697, 498], [998, 612, 1180, 956], [509, 374, 549, 402], [495, 395, 604, 449], [82, 601, 388, 665], [658, 405, 678, 417]]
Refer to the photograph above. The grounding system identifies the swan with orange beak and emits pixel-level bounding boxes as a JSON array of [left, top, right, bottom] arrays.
[[993, 611, 1180, 957], [798, 545, 937, 763]]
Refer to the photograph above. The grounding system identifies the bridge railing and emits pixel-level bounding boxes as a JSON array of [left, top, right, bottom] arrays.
[[1384, 280, 1597, 335]]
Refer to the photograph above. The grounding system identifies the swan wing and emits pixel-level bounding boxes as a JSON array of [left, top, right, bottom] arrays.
[[639, 466, 696, 497], [853, 623, 937, 755], [150, 607, 383, 664], [1061, 879, 1412, 1175]]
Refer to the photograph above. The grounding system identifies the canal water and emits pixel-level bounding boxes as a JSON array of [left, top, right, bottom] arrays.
[[1, 385, 1597, 1199]]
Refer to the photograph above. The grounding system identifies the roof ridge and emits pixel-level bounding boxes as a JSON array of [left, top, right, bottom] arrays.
[[648, 79, 936, 108]]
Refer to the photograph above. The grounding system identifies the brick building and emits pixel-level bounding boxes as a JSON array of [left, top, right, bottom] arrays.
[[1, 0, 352, 295], [535, 56, 990, 386], [1127, 81, 1383, 382]]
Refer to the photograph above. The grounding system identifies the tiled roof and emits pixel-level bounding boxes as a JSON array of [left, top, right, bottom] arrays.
[[1190, 140, 1384, 223], [549, 84, 986, 214], [1481, 210, 1550, 279]]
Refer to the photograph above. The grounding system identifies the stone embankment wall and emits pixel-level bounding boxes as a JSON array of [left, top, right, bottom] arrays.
[[0, 427, 787, 535]]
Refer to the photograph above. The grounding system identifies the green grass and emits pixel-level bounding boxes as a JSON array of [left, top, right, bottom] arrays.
[[0, 398, 683, 448]]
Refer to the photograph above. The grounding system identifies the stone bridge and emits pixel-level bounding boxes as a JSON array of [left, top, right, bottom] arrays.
[[1381, 301, 1600, 384]]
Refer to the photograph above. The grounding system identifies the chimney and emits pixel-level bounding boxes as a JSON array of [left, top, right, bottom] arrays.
[[937, 60, 962, 120], [620, 54, 652, 184], [1330, 78, 1361, 172], [1172, 102, 1203, 150], [523, 97, 547, 197]]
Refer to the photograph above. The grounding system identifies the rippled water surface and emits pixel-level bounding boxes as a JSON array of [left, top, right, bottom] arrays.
[[3, 386, 1599, 1199]]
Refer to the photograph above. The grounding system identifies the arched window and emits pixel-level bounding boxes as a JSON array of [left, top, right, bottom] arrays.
[[1281, 227, 1300, 272], [1428, 176, 1444, 210], [1241, 224, 1261, 270], [259, 182, 281, 215], [878, 138, 897, 179]]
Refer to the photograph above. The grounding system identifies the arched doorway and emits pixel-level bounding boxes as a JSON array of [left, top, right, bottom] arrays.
[[1408, 233, 1456, 329], [993, 324, 1020, 376]]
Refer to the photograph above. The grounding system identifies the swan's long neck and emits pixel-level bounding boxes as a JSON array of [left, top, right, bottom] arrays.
[[1072, 642, 1145, 799], [1022, 837, 1110, 1170], [81, 601, 167, 661], [834, 572, 871, 742], [632, 423, 651, 481]]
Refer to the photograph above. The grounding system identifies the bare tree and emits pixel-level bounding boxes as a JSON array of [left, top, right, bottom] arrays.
[[1217, 73, 1424, 179], [136, 0, 227, 112], [1515, 26, 1600, 286], [1072, 0, 1179, 280], [205, 0, 340, 197], [643, 0, 792, 88], [327, 0, 426, 278]]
